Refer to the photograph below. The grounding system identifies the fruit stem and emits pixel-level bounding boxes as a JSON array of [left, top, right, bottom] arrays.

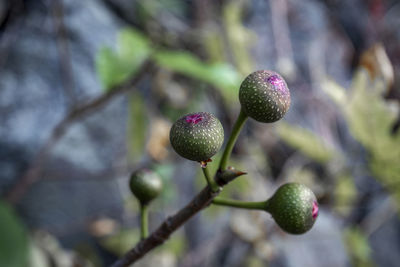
[[202, 166, 220, 192], [140, 203, 149, 240], [219, 109, 248, 171], [212, 197, 267, 210]]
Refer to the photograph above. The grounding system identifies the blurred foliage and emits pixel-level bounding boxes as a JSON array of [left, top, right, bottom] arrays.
[[344, 227, 375, 267], [28, 241, 49, 267], [222, 0, 255, 75], [28, 231, 92, 267], [136, 0, 187, 24], [202, 27, 225, 63], [97, 28, 242, 103], [96, 29, 151, 90], [153, 50, 241, 102], [334, 174, 358, 216], [276, 122, 337, 163], [101, 228, 186, 258], [127, 92, 147, 161], [0, 204, 92, 267], [323, 70, 400, 210], [153, 163, 178, 205], [230, 210, 266, 243], [100, 228, 140, 256], [0, 201, 28, 267], [244, 255, 267, 267], [285, 166, 317, 186]]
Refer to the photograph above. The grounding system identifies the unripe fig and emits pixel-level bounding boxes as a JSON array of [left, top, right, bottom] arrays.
[[129, 169, 163, 205], [265, 183, 318, 234], [169, 112, 224, 162], [239, 70, 290, 123]]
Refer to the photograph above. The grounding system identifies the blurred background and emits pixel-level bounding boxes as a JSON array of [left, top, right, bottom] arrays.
[[1, 0, 400, 266]]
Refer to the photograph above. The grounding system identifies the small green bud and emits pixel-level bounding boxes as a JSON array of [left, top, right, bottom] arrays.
[[129, 169, 163, 205], [169, 112, 224, 162], [239, 70, 290, 123], [265, 183, 318, 234]]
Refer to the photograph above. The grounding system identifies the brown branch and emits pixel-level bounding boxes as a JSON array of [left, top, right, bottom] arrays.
[[111, 170, 245, 267], [5, 60, 154, 204]]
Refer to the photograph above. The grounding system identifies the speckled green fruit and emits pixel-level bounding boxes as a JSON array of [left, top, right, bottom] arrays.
[[239, 70, 290, 123], [129, 170, 163, 205], [169, 112, 224, 162], [265, 183, 318, 234]]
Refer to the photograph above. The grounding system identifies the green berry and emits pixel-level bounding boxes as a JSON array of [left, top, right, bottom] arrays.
[[169, 112, 224, 162], [265, 183, 318, 234], [129, 169, 163, 205], [239, 70, 290, 123]]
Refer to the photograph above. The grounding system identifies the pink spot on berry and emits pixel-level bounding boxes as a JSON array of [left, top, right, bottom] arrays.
[[312, 201, 319, 219], [185, 114, 203, 124], [266, 75, 287, 93]]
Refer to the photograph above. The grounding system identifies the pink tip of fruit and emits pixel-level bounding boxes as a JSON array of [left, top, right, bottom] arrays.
[[312, 201, 319, 219], [266, 75, 286, 92], [185, 114, 203, 124]]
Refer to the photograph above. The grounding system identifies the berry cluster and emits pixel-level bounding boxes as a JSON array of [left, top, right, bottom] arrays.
[[129, 70, 318, 238]]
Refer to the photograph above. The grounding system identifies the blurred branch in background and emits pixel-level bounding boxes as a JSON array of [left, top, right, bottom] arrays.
[[5, 60, 154, 204], [0, 0, 24, 71], [51, 0, 77, 106]]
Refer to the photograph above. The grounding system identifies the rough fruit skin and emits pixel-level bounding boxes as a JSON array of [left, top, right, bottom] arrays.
[[266, 183, 318, 234], [169, 112, 224, 162], [129, 169, 163, 205], [239, 70, 290, 123]]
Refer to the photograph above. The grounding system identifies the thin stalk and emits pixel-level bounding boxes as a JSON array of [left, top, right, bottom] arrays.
[[140, 203, 149, 240], [212, 197, 267, 210], [202, 166, 220, 192], [219, 109, 248, 171]]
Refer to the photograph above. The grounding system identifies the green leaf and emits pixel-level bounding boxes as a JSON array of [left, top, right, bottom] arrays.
[[344, 227, 375, 267], [222, 0, 255, 75], [334, 174, 358, 216], [321, 79, 347, 107], [0, 201, 29, 267], [244, 256, 265, 267], [208, 63, 242, 101], [118, 29, 150, 68], [346, 71, 400, 208], [153, 50, 207, 77], [153, 164, 178, 205], [346, 71, 398, 151], [96, 47, 126, 90], [96, 28, 151, 90], [100, 229, 140, 256], [323, 69, 400, 211], [276, 122, 336, 163], [127, 92, 147, 161], [153, 50, 241, 102]]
